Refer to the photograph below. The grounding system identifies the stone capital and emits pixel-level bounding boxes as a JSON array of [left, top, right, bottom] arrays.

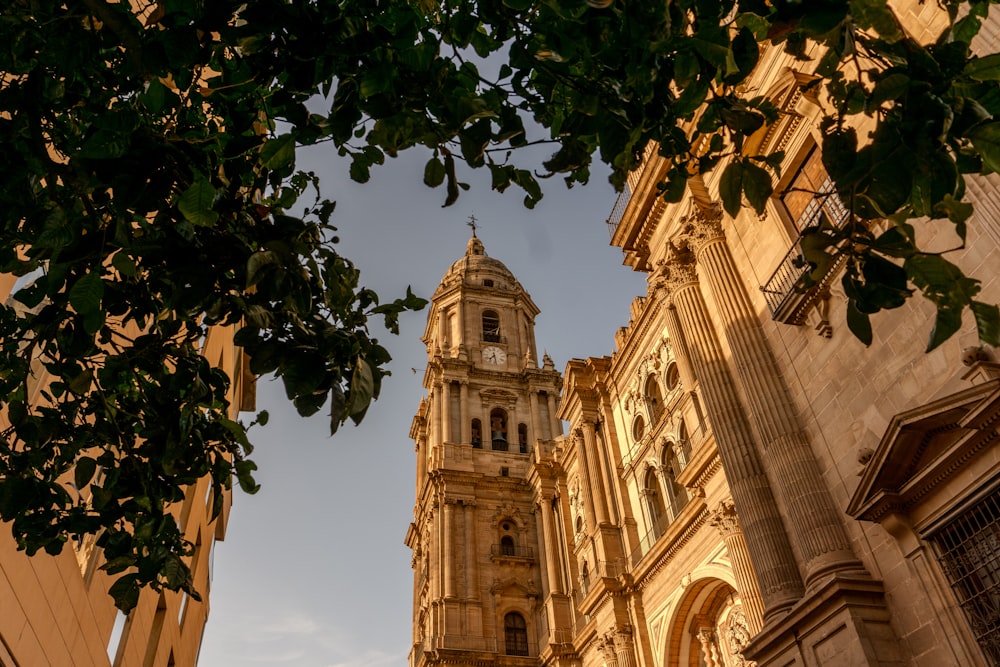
[[682, 201, 726, 254], [708, 498, 741, 537], [651, 242, 699, 305]]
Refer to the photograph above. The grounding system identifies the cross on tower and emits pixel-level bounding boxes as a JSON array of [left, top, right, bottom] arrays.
[[467, 214, 478, 237]]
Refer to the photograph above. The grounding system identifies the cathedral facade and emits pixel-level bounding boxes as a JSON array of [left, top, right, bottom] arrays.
[[407, 4, 1000, 666]]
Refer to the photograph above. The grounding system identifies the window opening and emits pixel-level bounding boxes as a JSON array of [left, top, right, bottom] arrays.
[[632, 414, 645, 442], [471, 418, 483, 448], [666, 362, 680, 391], [504, 612, 530, 656], [644, 468, 666, 527], [483, 279, 494, 287], [781, 144, 848, 232], [662, 448, 689, 519], [518, 423, 528, 453], [932, 489, 1000, 665], [490, 408, 508, 450], [500, 535, 516, 556], [645, 375, 664, 424], [482, 310, 501, 342]]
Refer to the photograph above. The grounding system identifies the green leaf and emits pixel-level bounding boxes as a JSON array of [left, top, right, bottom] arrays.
[[964, 53, 1000, 81], [424, 157, 446, 187], [69, 271, 104, 316], [177, 177, 219, 226], [971, 301, 1000, 346], [347, 357, 375, 421], [74, 457, 98, 490], [927, 307, 962, 351], [846, 299, 873, 346], [741, 161, 772, 213], [108, 574, 140, 612], [967, 121, 1000, 173], [869, 73, 910, 107], [260, 134, 296, 171], [234, 459, 260, 494], [719, 161, 744, 218]]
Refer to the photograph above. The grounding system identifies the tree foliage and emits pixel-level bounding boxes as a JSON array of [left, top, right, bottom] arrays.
[[2, 0, 999, 610]]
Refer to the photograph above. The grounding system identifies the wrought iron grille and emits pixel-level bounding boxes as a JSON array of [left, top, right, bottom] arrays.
[[606, 182, 633, 239], [932, 490, 1000, 665], [760, 178, 849, 319]]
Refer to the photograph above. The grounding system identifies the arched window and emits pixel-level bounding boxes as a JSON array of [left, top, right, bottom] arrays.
[[500, 534, 516, 556], [504, 612, 529, 656], [471, 419, 482, 448], [677, 420, 692, 466], [644, 467, 667, 530], [575, 515, 583, 534], [490, 408, 508, 450], [580, 562, 590, 595], [632, 414, 645, 442], [518, 423, 528, 453], [644, 375, 664, 424], [661, 448, 689, 519], [482, 310, 501, 342]]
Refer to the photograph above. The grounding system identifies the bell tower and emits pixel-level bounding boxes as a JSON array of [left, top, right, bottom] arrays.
[[406, 232, 563, 666]]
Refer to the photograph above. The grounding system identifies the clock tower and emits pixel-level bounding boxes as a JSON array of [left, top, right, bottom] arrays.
[[405, 232, 563, 666]]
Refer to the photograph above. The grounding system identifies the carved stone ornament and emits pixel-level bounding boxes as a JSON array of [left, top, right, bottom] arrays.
[[680, 201, 726, 255], [725, 607, 754, 667], [651, 244, 699, 304], [708, 498, 741, 537], [599, 632, 618, 661]]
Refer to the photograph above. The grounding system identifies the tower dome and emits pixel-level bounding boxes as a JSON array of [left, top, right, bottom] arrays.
[[435, 233, 521, 296]]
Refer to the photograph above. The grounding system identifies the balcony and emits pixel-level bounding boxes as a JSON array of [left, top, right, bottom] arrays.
[[760, 180, 848, 325], [490, 544, 534, 560], [606, 182, 633, 239]]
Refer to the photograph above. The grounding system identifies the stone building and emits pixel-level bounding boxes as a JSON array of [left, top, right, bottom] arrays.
[[0, 271, 252, 666], [408, 4, 1000, 666]]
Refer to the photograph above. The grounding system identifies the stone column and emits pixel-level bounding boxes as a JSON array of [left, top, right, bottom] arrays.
[[657, 254, 803, 619], [539, 494, 564, 595], [547, 393, 561, 437], [573, 431, 598, 532], [464, 503, 478, 599], [687, 207, 862, 587], [581, 420, 609, 525], [614, 624, 638, 667], [696, 627, 721, 667], [460, 381, 470, 444], [432, 385, 443, 448], [599, 633, 620, 667], [443, 500, 455, 598], [441, 381, 451, 444], [709, 499, 765, 634]]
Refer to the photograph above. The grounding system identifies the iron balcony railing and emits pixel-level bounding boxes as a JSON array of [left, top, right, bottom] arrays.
[[760, 179, 849, 320], [606, 182, 633, 239], [490, 544, 535, 559]]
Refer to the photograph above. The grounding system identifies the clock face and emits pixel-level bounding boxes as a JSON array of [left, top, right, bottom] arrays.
[[482, 346, 507, 365]]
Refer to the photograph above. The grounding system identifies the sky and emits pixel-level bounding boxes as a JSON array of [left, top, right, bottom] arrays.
[[195, 142, 649, 666]]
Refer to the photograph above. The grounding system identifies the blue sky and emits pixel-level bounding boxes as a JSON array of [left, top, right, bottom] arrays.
[[196, 144, 648, 666]]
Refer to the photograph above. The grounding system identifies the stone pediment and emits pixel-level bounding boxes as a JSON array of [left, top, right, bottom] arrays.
[[847, 378, 1000, 523], [490, 576, 539, 598], [479, 388, 517, 406]]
